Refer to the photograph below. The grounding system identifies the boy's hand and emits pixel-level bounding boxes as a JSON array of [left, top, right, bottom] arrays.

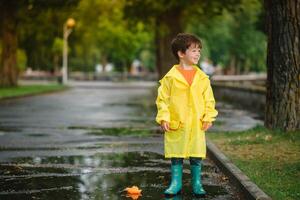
[[160, 120, 170, 132], [202, 121, 212, 131]]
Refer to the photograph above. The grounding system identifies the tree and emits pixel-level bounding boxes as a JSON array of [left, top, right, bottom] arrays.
[[0, 0, 78, 87], [125, 0, 241, 78], [71, 0, 152, 72], [188, 0, 267, 74], [264, 0, 300, 131], [0, 1, 18, 87], [51, 37, 64, 74], [19, 8, 74, 72], [125, 0, 193, 78]]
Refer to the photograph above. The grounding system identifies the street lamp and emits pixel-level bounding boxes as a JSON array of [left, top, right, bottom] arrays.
[[62, 18, 75, 85]]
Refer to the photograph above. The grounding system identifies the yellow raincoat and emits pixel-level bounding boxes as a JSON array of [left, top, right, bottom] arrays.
[[156, 65, 218, 158]]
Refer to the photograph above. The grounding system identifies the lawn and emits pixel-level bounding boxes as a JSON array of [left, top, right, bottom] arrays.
[[208, 126, 300, 200], [0, 84, 68, 99]]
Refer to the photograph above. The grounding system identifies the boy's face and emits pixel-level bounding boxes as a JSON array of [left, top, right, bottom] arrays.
[[178, 43, 201, 65]]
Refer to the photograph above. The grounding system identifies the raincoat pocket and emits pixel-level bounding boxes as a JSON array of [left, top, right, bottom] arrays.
[[169, 120, 182, 131], [165, 120, 184, 142]]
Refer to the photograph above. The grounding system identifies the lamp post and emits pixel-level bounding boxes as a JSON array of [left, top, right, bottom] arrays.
[[62, 18, 75, 85]]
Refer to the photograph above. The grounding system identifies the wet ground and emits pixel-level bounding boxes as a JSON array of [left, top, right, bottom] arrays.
[[0, 81, 262, 199]]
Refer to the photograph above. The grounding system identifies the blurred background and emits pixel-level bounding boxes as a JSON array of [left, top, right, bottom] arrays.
[[0, 0, 267, 83]]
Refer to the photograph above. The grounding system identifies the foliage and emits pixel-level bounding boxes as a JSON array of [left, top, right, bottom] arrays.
[[52, 37, 64, 56], [17, 49, 27, 72], [140, 48, 155, 71], [2, 0, 266, 74], [70, 0, 153, 72], [18, 7, 74, 71], [124, 0, 243, 77], [188, 0, 266, 73], [0, 44, 27, 72]]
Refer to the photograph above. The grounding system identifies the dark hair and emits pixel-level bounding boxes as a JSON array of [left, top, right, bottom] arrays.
[[171, 33, 202, 60]]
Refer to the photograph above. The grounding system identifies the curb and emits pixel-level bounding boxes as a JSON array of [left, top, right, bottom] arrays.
[[206, 139, 272, 200]]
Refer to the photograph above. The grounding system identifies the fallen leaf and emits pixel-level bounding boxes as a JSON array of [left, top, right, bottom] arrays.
[[124, 186, 142, 195], [126, 193, 142, 200]]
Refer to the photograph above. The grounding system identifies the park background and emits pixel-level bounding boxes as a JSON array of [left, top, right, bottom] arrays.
[[0, 0, 299, 200]]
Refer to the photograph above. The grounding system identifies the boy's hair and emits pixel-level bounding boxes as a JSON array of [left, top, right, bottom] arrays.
[[171, 33, 202, 60]]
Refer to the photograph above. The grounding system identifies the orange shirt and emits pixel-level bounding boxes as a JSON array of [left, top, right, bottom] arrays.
[[177, 67, 197, 85]]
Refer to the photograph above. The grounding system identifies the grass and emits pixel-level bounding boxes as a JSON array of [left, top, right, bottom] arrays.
[[0, 84, 68, 99], [208, 126, 300, 200]]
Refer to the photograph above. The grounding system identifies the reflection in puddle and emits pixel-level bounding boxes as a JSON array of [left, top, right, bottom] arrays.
[[68, 126, 155, 136], [0, 152, 235, 199], [26, 133, 49, 137]]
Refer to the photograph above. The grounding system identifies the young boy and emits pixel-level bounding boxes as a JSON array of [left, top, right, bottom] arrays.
[[156, 33, 218, 197]]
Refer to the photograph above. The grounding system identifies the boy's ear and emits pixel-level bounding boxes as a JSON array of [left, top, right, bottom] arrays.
[[177, 51, 185, 58]]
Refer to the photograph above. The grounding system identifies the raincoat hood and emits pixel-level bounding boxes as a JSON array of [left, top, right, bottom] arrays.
[[161, 65, 208, 86]]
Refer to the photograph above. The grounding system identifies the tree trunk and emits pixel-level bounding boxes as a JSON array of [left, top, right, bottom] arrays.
[[53, 54, 60, 75], [228, 55, 236, 75], [0, 3, 18, 87], [264, 0, 300, 131], [155, 8, 183, 79], [101, 54, 108, 72]]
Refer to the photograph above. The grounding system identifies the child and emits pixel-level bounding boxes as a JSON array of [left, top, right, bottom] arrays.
[[156, 33, 218, 197]]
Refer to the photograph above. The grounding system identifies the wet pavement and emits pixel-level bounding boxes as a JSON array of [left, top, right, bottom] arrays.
[[0, 81, 262, 199]]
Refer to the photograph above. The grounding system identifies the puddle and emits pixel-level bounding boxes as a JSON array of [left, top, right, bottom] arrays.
[[0, 126, 21, 132], [4, 152, 165, 168], [68, 126, 155, 136], [26, 133, 49, 137], [86, 128, 153, 137], [0, 152, 235, 199]]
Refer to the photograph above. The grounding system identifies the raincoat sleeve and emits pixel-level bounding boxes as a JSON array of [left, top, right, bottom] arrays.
[[202, 79, 218, 122], [155, 77, 171, 124]]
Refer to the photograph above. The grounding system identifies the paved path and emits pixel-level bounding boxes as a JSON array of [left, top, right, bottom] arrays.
[[0, 81, 262, 199]]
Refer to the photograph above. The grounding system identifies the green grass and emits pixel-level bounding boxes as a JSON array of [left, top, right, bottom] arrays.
[[0, 84, 68, 99], [208, 126, 300, 200]]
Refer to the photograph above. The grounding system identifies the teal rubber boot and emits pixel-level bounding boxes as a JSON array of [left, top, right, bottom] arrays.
[[191, 164, 206, 197], [164, 164, 183, 197]]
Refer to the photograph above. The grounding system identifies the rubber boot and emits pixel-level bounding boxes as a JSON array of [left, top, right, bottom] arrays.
[[164, 164, 183, 197], [191, 163, 206, 197]]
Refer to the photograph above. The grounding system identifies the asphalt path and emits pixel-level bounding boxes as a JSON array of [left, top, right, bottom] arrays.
[[0, 81, 261, 199]]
